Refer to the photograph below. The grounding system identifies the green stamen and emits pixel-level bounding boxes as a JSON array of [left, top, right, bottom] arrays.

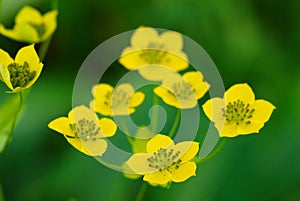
[[147, 148, 181, 171], [8, 61, 36, 88], [222, 99, 255, 125], [70, 118, 100, 141]]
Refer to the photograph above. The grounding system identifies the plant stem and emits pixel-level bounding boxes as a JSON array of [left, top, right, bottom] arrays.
[[0, 182, 5, 201], [134, 183, 148, 201], [119, 116, 133, 144], [168, 109, 181, 138], [199, 138, 227, 163]]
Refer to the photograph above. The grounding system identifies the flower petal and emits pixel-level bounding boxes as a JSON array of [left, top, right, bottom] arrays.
[[171, 162, 197, 183], [81, 139, 108, 156], [15, 44, 41, 70], [138, 64, 175, 81], [129, 91, 145, 107], [154, 86, 180, 108], [15, 6, 43, 24], [174, 141, 199, 163], [0, 64, 13, 90], [48, 117, 75, 136], [183, 71, 210, 99], [131, 27, 159, 48], [13, 23, 39, 43], [144, 169, 172, 185], [91, 83, 113, 116], [40, 10, 58, 41], [237, 121, 264, 135], [126, 153, 156, 174], [99, 118, 117, 137], [159, 51, 189, 72], [251, 99, 275, 123], [0, 48, 14, 67], [202, 97, 226, 122], [158, 31, 183, 52], [147, 134, 174, 153], [119, 48, 150, 70], [216, 121, 239, 137], [65, 137, 107, 156], [225, 83, 255, 105]]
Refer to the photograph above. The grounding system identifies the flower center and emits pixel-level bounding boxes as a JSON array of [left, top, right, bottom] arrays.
[[147, 148, 181, 171], [8, 61, 36, 88], [170, 81, 194, 100], [222, 99, 255, 125], [70, 118, 100, 141], [139, 42, 167, 64], [111, 89, 131, 108], [29, 22, 46, 38]]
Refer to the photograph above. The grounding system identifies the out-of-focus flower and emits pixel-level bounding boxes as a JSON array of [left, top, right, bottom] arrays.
[[48, 105, 117, 156], [0, 44, 43, 92], [154, 71, 210, 109], [90, 83, 145, 116], [203, 83, 275, 137], [119, 26, 189, 81], [0, 6, 58, 43], [126, 134, 199, 186]]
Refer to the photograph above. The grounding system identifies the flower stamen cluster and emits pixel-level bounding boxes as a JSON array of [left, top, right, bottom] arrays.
[[147, 148, 180, 171], [8, 61, 36, 88]]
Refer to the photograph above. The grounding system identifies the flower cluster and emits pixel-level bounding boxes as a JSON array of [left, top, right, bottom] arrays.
[[48, 26, 275, 188]]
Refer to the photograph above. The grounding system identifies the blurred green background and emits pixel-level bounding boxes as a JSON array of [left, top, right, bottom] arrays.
[[0, 0, 300, 200]]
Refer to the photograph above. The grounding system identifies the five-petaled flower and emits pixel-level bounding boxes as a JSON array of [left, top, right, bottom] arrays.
[[126, 134, 199, 186], [90, 83, 145, 116], [119, 26, 189, 81], [48, 105, 117, 156], [0, 6, 58, 43], [0, 44, 43, 92], [203, 83, 275, 137], [154, 71, 210, 109]]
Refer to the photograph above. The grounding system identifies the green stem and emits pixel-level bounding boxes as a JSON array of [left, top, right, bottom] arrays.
[[168, 109, 181, 138], [199, 138, 227, 163], [134, 183, 148, 201]]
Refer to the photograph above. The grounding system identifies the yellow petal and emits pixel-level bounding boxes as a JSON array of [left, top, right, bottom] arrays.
[[175, 142, 199, 163], [137, 64, 175, 81], [251, 99, 275, 123], [119, 48, 149, 70], [70, 105, 99, 123], [15, 6, 43, 24], [91, 83, 113, 116], [65, 137, 107, 156], [126, 153, 156, 174], [0, 49, 13, 68], [183, 71, 210, 99], [154, 86, 180, 108], [202, 97, 226, 122], [13, 23, 39, 43], [147, 134, 174, 153], [14, 44, 43, 89], [0, 24, 25, 43], [237, 120, 264, 135], [48, 117, 75, 136], [225, 83, 255, 105], [41, 10, 58, 41], [131, 27, 159, 48], [158, 31, 183, 52], [129, 91, 145, 107], [171, 162, 197, 183], [144, 169, 172, 185], [215, 121, 238, 137], [0, 64, 13, 90], [99, 118, 117, 137], [159, 51, 189, 72], [81, 139, 108, 156]]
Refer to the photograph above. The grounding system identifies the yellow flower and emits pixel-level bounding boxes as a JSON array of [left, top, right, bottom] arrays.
[[203, 83, 275, 137], [119, 26, 189, 81], [0, 6, 58, 43], [0, 44, 43, 92], [126, 134, 199, 186], [48, 105, 117, 156], [90, 83, 145, 116], [154, 71, 210, 109]]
